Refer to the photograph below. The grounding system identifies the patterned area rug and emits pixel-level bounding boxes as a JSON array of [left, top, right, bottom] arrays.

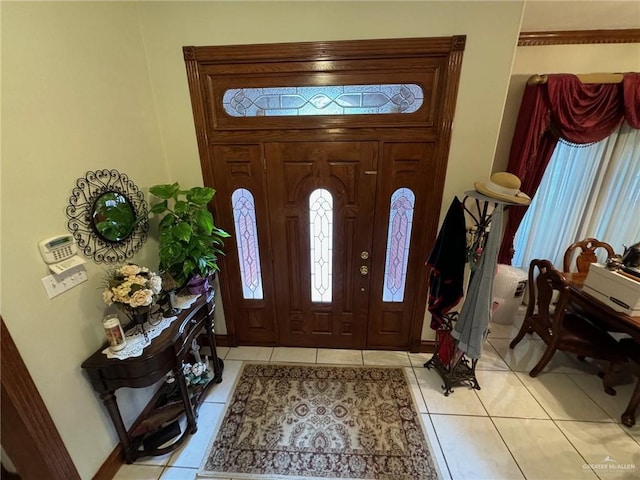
[[198, 363, 439, 480]]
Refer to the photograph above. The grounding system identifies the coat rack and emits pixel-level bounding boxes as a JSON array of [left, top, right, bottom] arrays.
[[424, 191, 502, 396]]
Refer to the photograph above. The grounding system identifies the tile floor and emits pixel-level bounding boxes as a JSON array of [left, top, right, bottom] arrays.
[[114, 317, 640, 480]]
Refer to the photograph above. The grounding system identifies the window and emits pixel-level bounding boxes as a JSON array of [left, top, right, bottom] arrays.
[[383, 188, 415, 302], [223, 84, 424, 117], [513, 122, 640, 269], [309, 189, 333, 303], [232, 189, 264, 300]]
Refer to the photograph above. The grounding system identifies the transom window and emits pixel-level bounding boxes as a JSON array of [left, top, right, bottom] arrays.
[[223, 84, 424, 117]]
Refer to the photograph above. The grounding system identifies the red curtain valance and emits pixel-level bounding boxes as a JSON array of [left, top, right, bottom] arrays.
[[498, 73, 640, 264]]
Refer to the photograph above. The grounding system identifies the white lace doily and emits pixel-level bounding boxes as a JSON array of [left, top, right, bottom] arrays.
[[102, 315, 178, 360], [170, 293, 201, 311]]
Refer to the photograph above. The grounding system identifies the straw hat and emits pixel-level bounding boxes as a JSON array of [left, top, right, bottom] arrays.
[[474, 172, 531, 205]]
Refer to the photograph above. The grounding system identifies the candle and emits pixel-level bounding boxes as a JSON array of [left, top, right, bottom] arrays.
[[103, 315, 126, 352]]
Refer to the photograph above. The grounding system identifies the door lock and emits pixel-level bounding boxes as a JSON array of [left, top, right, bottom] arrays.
[[360, 251, 369, 260], [360, 265, 369, 275]]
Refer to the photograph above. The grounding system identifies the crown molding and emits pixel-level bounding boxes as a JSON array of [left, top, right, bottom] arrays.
[[519, 29, 640, 46]]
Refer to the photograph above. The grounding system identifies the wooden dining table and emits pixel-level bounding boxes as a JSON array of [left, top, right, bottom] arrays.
[[564, 272, 640, 427], [565, 273, 640, 342]]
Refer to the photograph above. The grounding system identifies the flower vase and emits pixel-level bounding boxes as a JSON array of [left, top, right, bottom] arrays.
[[132, 308, 149, 326], [133, 307, 151, 342], [116, 306, 150, 342]]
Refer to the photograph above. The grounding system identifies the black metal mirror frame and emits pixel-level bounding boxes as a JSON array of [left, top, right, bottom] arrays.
[[66, 169, 149, 263]]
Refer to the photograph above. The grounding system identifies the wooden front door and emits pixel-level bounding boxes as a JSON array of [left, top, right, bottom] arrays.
[[184, 36, 465, 351], [265, 142, 376, 348]]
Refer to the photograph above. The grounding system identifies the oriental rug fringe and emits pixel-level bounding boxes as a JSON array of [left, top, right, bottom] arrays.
[[198, 363, 439, 480]]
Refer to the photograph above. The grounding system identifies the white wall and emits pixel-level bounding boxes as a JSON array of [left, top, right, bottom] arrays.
[[2, 1, 526, 477], [1, 2, 168, 478]]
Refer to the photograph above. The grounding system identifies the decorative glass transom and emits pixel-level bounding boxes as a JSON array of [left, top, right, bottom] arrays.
[[231, 188, 264, 300], [309, 189, 333, 303], [383, 188, 415, 302], [222, 84, 424, 117]]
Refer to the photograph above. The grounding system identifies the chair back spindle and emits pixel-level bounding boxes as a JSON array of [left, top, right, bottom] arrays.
[[563, 238, 615, 273]]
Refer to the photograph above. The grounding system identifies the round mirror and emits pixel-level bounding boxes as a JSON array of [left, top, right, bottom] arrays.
[[92, 192, 136, 242], [67, 169, 148, 263]]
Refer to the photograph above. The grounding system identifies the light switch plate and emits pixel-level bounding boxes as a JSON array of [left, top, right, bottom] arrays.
[[41, 267, 88, 299]]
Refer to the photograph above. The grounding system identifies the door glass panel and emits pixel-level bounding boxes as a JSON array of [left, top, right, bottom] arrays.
[[309, 189, 333, 302], [232, 188, 264, 300], [383, 188, 415, 302], [223, 84, 423, 117]]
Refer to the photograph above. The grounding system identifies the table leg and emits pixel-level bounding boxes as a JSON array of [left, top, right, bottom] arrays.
[[621, 378, 640, 427], [175, 367, 198, 434], [99, 391, 135, 463], [204, 312, 224, 383]]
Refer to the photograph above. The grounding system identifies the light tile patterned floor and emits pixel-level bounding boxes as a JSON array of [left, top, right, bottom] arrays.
[[114, 319, 640, 480]]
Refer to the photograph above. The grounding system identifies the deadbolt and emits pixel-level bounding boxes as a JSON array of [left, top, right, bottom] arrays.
[[360, 265, 369, 275], [360, 251, 369, 260]]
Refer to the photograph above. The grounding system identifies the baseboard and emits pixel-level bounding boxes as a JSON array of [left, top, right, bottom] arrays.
[[92, 445, 123, 480], [418, 340, 436, 353], [214, 334, 231, 347], [204, 333, 434, 352]]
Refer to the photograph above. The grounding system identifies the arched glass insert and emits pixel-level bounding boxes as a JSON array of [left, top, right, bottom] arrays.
[[232, 188, 264, 300], [309, 189, 333, 303], [223, 84, 423, 117], [383, 188, 416, 302]]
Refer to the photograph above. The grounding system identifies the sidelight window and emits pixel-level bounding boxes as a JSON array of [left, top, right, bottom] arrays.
[[223, 84, 424, 117], [309, 189, 333, 302], [232, 188, 264, 300], [382, 188, 415, 302]]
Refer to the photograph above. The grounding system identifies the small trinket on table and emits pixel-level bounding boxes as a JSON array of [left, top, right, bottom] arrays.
[[102, 315, 126, 352]]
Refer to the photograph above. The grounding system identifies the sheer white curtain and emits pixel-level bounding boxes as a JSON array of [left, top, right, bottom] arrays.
[[512, 122, 640, 270]]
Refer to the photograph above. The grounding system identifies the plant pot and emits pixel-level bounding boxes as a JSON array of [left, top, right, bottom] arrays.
[[185, 274, 213, 295]]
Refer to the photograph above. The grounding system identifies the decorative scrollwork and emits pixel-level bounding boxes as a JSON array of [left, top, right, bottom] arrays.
[[451, 35, 466, 51], [66, 169, 149, 263]]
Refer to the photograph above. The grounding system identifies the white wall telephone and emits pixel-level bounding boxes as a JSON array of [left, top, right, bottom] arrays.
[[38, 235, 85, 274]]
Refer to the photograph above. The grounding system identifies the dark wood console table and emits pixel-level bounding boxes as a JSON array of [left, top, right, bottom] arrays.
[[81, 291, 224, 463]]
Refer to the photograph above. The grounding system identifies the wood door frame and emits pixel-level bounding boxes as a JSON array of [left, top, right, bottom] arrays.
[[184, 36, 465, 352], [1, 317, 81, 480]]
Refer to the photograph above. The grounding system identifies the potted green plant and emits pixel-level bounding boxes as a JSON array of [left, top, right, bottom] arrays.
[[149, 182, 230, 293]]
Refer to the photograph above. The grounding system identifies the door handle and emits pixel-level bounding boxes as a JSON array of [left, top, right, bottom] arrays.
[[360, 265, 369, 276], [360, 251, 369, 260]]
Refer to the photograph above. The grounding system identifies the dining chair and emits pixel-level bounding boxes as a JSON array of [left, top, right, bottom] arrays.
[[510, 259, 625, 393], [563, 237, 615, 273], [619, 338, 640, 427]]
